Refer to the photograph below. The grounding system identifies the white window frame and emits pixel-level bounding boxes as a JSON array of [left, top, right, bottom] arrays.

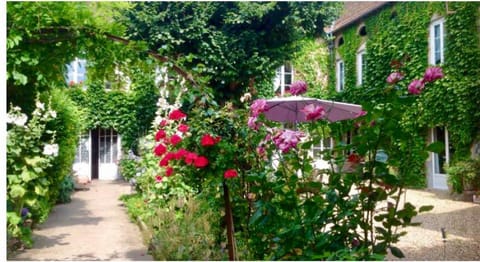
[[273, 63, 294, 96], [356, 49, 366, 86], [336, 59, 345, 92], [66, 58, 87, 88], [312, 137, 333, 161], [74, 132, 91, 164], [429, 18, 445, 65]]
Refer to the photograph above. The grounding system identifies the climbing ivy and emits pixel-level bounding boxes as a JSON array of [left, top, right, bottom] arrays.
[[317, 2, 480, 187], [67, 77, 159, 152]]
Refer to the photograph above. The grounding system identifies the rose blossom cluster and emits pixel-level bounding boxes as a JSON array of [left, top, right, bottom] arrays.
[[153, 108, 238, 181], [300, 104, 326, 121], [386, 66, 444, 95], [248, 99, 268, 130], [272, 129, 305, 153], [289, 80, 308, 96]]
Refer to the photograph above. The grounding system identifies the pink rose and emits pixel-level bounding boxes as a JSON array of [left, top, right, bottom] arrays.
[[386, 72, 404, 85], [407, 79, 424, 95], [250, 99, 268, 117], [289, 80, 308, 96], [423, 67, 444, 83], [301, 104, 326, 121]]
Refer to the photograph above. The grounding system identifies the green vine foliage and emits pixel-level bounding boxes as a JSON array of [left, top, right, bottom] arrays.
[[41, 89, 83, 209], [319, 2, 480, 187], [292, 37, 330, 98], [67, 77, 159, 152], [122, 2, 342, 102]]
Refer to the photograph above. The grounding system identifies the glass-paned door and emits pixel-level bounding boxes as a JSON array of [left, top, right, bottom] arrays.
[[431, 127, 449, 189], [98, 129, 120, 180], [73, 132, 91, 178]]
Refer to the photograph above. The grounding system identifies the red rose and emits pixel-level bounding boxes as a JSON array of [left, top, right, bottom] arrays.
[[153, 143, 167, 156], [224, 169, 238, 179], [169, 109, 186, 120], [165, 167, 174, 177], [347, 153, 362, 164], [184, 152, 198, 165], [178, 124, 189, 133], [155, 175, 163, 183], [160, 119, 168, 127], [159, 152, 174, 166], [194, 156, 209, 168], [155, 129, 166, 141], [174, 149, 188, 160], [170, 134, 182, 146], [201, 134, 220, 147]]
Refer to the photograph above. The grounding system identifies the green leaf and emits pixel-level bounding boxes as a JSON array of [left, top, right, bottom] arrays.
[[21, 168, 37, 182], [426, 142, 445, 153], [25, 156, 44, 167], [390, 246, 405, 258], [24, 197, 37, 206], [12, 70, 28, 85], [9, 185, 26, 198], [35, 185, 47, 196], [419, 205, 434, 213], [7, 212, 22, 226]]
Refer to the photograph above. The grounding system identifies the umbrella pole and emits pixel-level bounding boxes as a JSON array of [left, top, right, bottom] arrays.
[[223, 180, 236, 260]]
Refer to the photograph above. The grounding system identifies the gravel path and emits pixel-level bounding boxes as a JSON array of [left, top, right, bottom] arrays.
[[9, 180, 153, 261], [387, 189, 480, 261]]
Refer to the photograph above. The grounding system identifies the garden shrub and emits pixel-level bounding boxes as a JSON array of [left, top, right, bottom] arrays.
[[43, 88, 83, 206], [57, 175, 76, 204], [129, 62, 443, 260], [148, 196, 225, 260], [7, 95, 59, 248]]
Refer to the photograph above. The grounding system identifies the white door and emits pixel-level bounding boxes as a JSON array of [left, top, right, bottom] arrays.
[[98, 129, 121, 180], [431, 127, 449, 190], [73, 132, 91, 179]]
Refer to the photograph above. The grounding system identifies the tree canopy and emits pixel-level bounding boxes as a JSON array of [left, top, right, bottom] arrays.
[[123, 2, 342, 101]]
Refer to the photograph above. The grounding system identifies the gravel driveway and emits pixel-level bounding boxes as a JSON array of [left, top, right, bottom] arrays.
[[387, 189, 480, 261]]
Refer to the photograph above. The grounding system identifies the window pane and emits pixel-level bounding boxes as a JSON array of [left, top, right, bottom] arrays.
[[433, 127, 446, 174], [112, 134, 118, 163], [339, 61, 344, 90]]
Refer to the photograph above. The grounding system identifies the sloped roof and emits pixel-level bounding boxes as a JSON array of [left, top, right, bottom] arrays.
[[328, 2, 389, 34]]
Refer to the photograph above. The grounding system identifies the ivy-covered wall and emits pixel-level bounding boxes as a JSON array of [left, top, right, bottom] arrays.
[[67, 79, 159, 152], [320, 2, 480, 186]]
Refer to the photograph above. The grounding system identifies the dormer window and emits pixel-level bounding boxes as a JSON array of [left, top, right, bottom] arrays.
[[336, 36, 344, 48], [358, 25, 367, 36]]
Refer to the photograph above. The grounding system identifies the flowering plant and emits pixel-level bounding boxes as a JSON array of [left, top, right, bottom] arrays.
[[242, 69, 442, 259], [7, 95, 58, 247]]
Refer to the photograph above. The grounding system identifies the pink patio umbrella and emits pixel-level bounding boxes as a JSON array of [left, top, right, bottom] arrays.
[[263, 96, 363, 123]]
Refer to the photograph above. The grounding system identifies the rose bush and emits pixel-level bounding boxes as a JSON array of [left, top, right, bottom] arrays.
[[125, 64, 443, 260]]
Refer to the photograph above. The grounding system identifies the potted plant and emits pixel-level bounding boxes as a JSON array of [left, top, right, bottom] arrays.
[[445, 158, 480, 201]]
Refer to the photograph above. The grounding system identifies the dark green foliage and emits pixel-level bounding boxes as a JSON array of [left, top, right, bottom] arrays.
[[43, 89, 83, 206], [119, 159, 137, 181], [57, 175, 75, 204], [123, 2, 342, 101]]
